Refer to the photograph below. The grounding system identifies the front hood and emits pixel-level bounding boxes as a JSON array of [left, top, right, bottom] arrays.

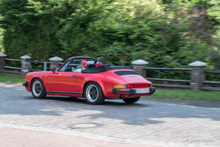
[[27, 71, 51, 75]]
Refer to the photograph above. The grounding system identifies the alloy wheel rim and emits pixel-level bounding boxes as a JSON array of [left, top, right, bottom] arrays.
[[32, 81, 42, 96], [86, 84, 99, 102]]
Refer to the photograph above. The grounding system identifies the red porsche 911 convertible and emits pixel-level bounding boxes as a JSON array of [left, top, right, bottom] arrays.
[[23, 56, 156, 104]]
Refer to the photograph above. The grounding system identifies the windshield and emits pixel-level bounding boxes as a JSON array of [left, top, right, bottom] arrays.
[[59, 59, 97, 72]]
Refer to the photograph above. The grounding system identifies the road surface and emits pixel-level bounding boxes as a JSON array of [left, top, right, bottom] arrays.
[[0, 82, 220, 147]]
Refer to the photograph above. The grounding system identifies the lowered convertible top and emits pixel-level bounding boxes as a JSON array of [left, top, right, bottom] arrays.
[[82, 65, 133, 73]]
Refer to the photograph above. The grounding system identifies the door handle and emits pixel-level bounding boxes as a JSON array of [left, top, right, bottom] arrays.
[[72, 75, 77, 78]]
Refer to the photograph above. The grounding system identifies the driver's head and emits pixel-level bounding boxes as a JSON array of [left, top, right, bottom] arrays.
[[81, 60, 88, 68]]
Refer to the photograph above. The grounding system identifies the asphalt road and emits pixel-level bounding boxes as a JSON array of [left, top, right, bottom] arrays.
[[0, 82, 220, 147]]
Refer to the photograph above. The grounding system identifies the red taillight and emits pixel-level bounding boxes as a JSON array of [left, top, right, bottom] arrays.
[[127, 84, 150, 88], [127, 84, 134, 88]]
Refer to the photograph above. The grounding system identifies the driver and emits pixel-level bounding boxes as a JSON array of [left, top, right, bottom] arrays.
[[75, 60, 88, 72]]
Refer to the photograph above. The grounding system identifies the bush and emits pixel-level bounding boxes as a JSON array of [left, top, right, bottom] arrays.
[[0, 0, 63, 60], [0, 0, 213, 71], [0, 27, 3, 53]]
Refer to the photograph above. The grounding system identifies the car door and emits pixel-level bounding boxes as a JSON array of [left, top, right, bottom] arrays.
[[46, 59, 80, 94], [47, 71, 77, 93]]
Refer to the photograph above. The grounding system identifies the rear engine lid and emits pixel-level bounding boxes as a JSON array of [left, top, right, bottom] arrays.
[[114, 71, 150, 85]]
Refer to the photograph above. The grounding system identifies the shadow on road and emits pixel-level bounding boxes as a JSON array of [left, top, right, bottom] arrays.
[[23, 96, 220, 126], [1, 82, 220, 126]]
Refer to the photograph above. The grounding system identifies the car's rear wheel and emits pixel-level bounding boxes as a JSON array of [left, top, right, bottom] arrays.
[[84, 82, 105, 104], [31, 78, 46, 99], [123, 97, 140, 103]]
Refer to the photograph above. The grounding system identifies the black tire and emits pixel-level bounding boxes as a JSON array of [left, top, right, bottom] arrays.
[[123, 97, 140, 104], [31, 78, 46, 99], [84, 82, 105, 104]]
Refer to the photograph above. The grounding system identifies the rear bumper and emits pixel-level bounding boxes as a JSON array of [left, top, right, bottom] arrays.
[[112, 87, 156, 97], [149, 87, 156, 95]]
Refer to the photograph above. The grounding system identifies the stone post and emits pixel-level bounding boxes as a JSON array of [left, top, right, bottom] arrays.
[[49, 56, 63, 70], [0, 53, 7, 70], [21, 55, 32, 76], [189, 61, 207, 90], [131, 59, 148, 77]]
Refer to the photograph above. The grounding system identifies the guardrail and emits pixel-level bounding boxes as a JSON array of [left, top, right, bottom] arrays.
[[1, 58, 22, 74], [145, 67, 191, 89], [30, 60, 48, 72], [131, 60, 220, 91], [202, 71, 220, 91], [1, 54, 220, 91], [144, 67, 220, 91], [0, 54, 63, 76]]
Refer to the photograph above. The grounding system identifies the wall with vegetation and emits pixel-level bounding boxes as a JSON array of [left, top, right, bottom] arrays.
[[0, 0, 219, 71], [0, 14, 3, 53], [0, 28, 3, 53]]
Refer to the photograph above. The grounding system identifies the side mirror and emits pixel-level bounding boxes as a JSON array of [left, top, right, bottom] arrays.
[[51, 67, 56, 73]]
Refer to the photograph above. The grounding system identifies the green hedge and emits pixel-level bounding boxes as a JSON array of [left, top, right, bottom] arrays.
[[0, 0, 216, 70], [0, 26, 3, 52]]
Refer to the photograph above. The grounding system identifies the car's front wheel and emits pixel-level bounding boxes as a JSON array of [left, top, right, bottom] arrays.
[[123, 97, 140, 103], [84, 82, 105, 104], [31, 78, 46, 99]]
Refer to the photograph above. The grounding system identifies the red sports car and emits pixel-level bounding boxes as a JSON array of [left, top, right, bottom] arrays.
[[23, 56, 156, 104]]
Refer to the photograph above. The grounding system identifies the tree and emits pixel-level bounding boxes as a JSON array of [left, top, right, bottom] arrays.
[[0, 0, 63, 60], [0, 0, 213, 71], [0, 24, 3, 53], [207, 0, 220, 69]]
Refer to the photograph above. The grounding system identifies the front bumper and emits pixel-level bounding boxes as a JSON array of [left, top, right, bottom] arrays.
[[23, 81, 29, 87], [112, 87, 156, 97]]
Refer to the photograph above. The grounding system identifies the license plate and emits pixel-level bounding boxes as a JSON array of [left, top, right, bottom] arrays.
[[136, 88, 149, 94]]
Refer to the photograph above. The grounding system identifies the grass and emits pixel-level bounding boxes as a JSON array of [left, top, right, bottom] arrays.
[[150, 88, 220, 101], [0, 73, 24, 85], [0, 73, 220, 101]]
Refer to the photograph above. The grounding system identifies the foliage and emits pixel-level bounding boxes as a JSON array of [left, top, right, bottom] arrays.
[[0, 0, 218, 73], [0, 27, 3, 53], [57, 0, 209, 67], [0, 14, 3, 53], [207, 0, 220, 70], [0, 0, 63, 61]]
